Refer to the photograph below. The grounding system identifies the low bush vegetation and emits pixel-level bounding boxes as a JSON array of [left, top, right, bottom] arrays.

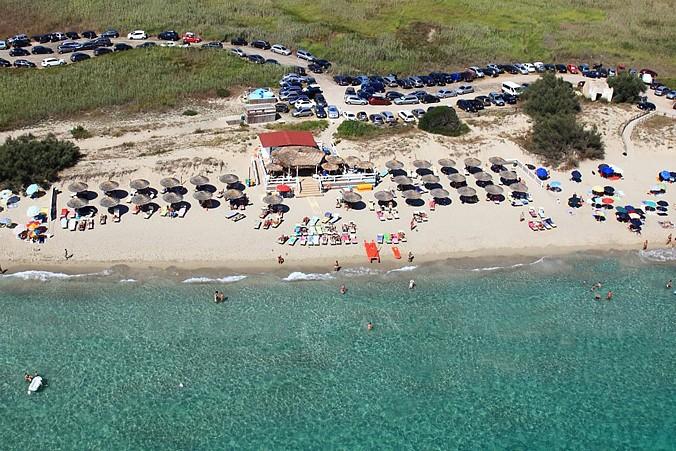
[[334, 121, 412, 140], [607, 72, 648, 103], [418, 106, 469, 136], [70, 125, 92, 140], [267, 120, 329, 133], [182, 109, 199, 116], [0, 48, 283, 129], [0, 134, 82, 190], [522, 73, 604, 166]]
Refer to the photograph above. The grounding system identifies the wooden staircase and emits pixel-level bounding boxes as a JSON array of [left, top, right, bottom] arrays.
[[296, 177, 323, 198]]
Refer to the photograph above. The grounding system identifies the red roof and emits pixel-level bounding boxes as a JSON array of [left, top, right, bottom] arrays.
[[258, 131, 317, 149]]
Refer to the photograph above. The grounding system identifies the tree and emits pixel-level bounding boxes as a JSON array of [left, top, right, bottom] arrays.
[[418, 106, 469, 136], [607, 72, 647, 103], [531, 114, 604, 165], [0, 134, 81, 190], [521, 72, 580, 118]]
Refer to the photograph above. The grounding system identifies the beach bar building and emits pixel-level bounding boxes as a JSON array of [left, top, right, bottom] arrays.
[[244, 88, 277, 124], [254, 131, 377, 196]]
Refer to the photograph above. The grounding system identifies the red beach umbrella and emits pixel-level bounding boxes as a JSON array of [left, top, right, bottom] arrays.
[[276, 184, 291, 193]]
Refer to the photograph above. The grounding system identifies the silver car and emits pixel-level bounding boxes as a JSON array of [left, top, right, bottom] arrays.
[[455, 85, 475, 95], [393, 95, 420, 105], [437, 88, 458, 98]]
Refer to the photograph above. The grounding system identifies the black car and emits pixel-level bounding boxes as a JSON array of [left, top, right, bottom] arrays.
[[9, 47, 30, 57], [230, 36, 247, 46], [92, 37, 112, 47], [31, 45, 53, 55], [275, 102, 289, 113], [250, 40, 271, 50], [333, 75, 352, 86], [315, 106, 327, 118], [637, 101, 656, 111], [101, 29, 119, 38], [457, 99, 477, 112], [137, 42, 156, 48], [385, 91, 404, 100], [32, 34, 51, 43], [483, 67, 499, 77], [474, 95, 491, 107], [10, 35, 31, 47], [247, 54, 265, 64], [500, 64, 519, 74], [0, 58, 12, 67], [397, 78, 413, 89], [293, 66, 306, 76], [66, 31, 80, 40], [544, 64, 556, 72], [70, 52, 90, 62], [202, 41, 223, 49], [94, 47, 113, 56], [82, 30, 97, 39], [421, 94, 441, 104], [265, 59, 279, 65], [76, 41, 97, 51], [314, 59, 331, 70], [314, 94, 327, 107], [13, 59, 35, 68], [502, 93, 518, 104], [113, 43, 133, 52], [555, 64, 567, 73], [158, 30, 180, 41], [308, 63, 323, 73]]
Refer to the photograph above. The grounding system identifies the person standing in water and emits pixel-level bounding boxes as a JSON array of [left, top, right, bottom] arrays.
[[409, 280, 416, 290], [667, 280, 672, 289], [407, 252, 414, 263], [334, 260, 341, 272]]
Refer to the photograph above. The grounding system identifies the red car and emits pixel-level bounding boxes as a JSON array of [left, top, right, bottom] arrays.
[[182, 32, 202, 44], [567, 64, 578, 74], [368, 96, 392, 106]]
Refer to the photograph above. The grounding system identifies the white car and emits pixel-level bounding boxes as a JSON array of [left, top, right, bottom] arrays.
[[398, 110, 416, 123], [127, 30, 148, 40], [515, 64, 529, 75], [344, 95, 368, 105], [271, 44, 291, 56], [41, 57, 66, 67], [469, 66, 485, 77], [231, 48, 246, 57], [294, 99, 315, 109], [342, 111, 357, 121], [437, 88, 457, 98], [533, 61, 545, 71], [523, 63, 536, 73], [161, 41, 177, 47]]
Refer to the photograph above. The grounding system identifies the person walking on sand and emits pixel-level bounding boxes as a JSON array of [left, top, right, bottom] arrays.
[[408, 251, 414, 263], [277, 255, 284, 264], [64, 249, 73, 260], [0, 265, 6, 274], [667, 234, 672, 245], [334, 260, 341, 272], [643, 240, 648, 250]]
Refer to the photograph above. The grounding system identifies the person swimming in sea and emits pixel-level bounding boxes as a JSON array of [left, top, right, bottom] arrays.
[[667, 280, 672, 289], [366, 322, 373, 331], [340, 285, 347, 295], [594, 293, 601, 300], [23, 372, 33, 383], [409, 280, 416, 290], [606, 290, 613, 300]]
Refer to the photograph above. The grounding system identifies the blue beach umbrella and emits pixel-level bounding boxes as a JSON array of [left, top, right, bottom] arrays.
[[642, 200, 657, 208], [659, 170, 671, 181], [615, 206, 627, 214], [571, 170, 582, 181], [26, 205, 41, 217], [26, 184, 40, 197], [535, 167, 549, 180], [600, 166, 614, 176], [550, 181, 562, 188]]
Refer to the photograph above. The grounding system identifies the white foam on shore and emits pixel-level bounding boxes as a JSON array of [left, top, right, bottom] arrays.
[[1, 269, 111, 282], [283, 272, 335, 281], [639, 249, 676, 262], [387, 265, 417, 274], [182, 275, 247, 284], [342, 267, 381, 277], [470, 257, 545, 272], [119, 279, 137, 283]]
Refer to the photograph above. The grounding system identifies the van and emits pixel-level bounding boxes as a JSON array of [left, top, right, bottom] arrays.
[[502, 81, 524, 96]]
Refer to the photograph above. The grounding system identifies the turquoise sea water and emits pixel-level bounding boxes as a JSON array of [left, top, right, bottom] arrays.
[[0, 252, 674, 450]]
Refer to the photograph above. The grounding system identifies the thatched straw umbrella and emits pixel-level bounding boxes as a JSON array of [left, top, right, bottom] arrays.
[[224, 189, 244, 200], [500, 170, 518, 181], [162, 192, 183, 204], [393, 175, 412, 185], [263, 194, 283, 205], [99, 196, 119, 208], [160, 177, 181, 189], [402, 190, 421, 200], [457, 186, 477, 197], [385, 159, 404, 170], [489, 156, 507, 166], [421, 174, 440, 184], [193, 191, 213, 201], [130, 179, 150, 190], [67, 197, 88, 209], [474, 172, 493, 182], [344, 156, 361, 167], [510, 182, 529, 193], [354, 160, 373, 171], [99, 180, 119, 192], [219, 174, 239, 185], [325, 155, 344, 165], [438, 158, 456, 168], [374, 191, 394, 202], [189, 175, 209, 186], [131, 194, 151, 205], [485, 185, 504, 195], [266, 163, 284, 173], [322, 163, 340, 172], [412, 159, 432, 169], [448, 173, 466, 184], [464, 157, 482, 168], [342, 191, 362, 203], [68, 181, 88, 193], [430, 188, 449, 198]]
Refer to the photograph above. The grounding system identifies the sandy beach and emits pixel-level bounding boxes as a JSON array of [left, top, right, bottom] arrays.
[[0, 73, 674, 274]]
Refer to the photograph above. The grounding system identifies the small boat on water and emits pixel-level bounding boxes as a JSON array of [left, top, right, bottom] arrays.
[[28, 376, 43, 394]]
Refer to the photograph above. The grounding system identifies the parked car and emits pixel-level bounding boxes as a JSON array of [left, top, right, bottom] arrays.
[[637, 101, 656, 111], [231, 48, 246, 57], [13, 59, 35, 68], [49, 32, 67, 42], [437, 88, 457, 98], [70, 52, 90, 62], [488, 92, 505, 106], [246, 54, 265, 64], [421, 94, 440, 104], [31, 34, 50, 44], [308, 63, 323, 73], [398, 110, 416, 123], [457, 99, 477, 112], [369, 113, 385, 125], [514, 64, 529, 75], [482, 67, 499, 77], [315, 105, 327, 118], [137, 42, 156, 49], [158, 30, 180, 41], [82, 30, 97, 39], [523, 63, 536, 73], [333, 75, 352, 86], [368, 96, 391, 106], [296, 49, 315, 61], [113, 43, 133, 52], [456, 85, 475, 95], [474, 95, 491, 107], [654, 86, 670, 96], [0, 58, 11, 67], [92, 37, 112, 47], [275, 103, 290, 113], [65, 31, 80, 40], [666, 90, 676, 100], [41, 57, 66, 67], [342, 111, 357, 121], [94, 47, 113, 56], [182, 32, 202, 44], [9, 47, 30, 57], [271, 44, 291, 56], [127, 30, 147, 40], [356, 111, 368, 121], [345, 95, 368, 105], [410, 108, 425, 119], [386, 91, 404, 100], [393, 95, 420, 105], [250, 39, 270, 50], [202, 41, 223, 49], [230, 36, 247, 46], [468, 66, 484, 78], [327, 105, 340, 119], [9, 34, 31, 47], [292, 107, 314, 118], [533, 62, 545, 72], [502, 93, 518, 104]]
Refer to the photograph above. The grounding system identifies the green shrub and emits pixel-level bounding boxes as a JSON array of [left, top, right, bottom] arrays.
[[182, 109, 199, 116], [0, 134, 81, 190], [70, 125, 92, 140], [531, 114, 604, 165], [417, 106, 470, 136], [522, 73, 580, 118], [216, 88, 231, 98], [334, 121, 412, 140], [607, 72, 647, 103], [267, 120, 329, 133]]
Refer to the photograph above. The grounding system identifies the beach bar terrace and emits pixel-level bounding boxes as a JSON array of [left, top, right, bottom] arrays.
[[254, 131, 377, 195]]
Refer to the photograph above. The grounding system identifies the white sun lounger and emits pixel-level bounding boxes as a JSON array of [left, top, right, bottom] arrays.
[[178, 206, 187, 218], [68, 219, 78, 231]]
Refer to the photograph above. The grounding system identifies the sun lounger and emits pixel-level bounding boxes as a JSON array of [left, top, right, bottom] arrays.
[[309, 216, 320, 226], [178, 206, 187, 218], [536, 221, 546, 231], [377, 234, 384, 244], [233, 213, 246, 222], [528, 221, 537, 231], [392, 233, 399, 244], [538, 207, 546, 219], [393, 209, 400, 219], [545, 218, 557, 228], [288, 236, 298, 246], [398, 231, 407, 242], [329, 215, 341, 224], [350, 234, 357, 245], [542, 220, 552, 230], [225, 211, 238, 220], [88, 219, 94, 229], [364, 241, 380, 263], [144, 208, 155, 219], [60, 208, 69, 219], [341, 232, 350, 244], [369, 200, 375, 211], [300, 236, 307, 246], [60, 217, 68, 229], [132, 205, 141, 215], [321, 235, 328, 245], [392, 246, 401, 259], [376, 211, 385, 221], [100, 214, 107, 225], [386, 211, 393, 220], [313, 235, 321, 246], [78, 220, 86, 231], [385, 233, 392, 244]]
